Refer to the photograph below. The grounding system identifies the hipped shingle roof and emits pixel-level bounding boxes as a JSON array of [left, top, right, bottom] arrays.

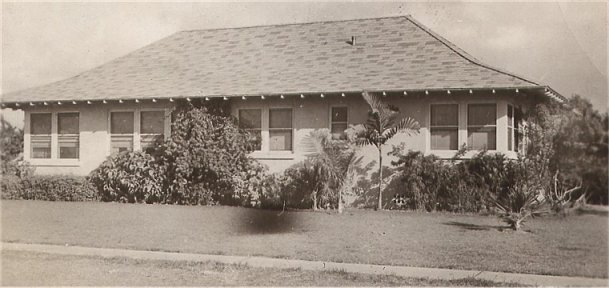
[[2, 16, 552, 103]]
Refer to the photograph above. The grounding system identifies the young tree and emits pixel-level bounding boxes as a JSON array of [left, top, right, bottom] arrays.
[[305, 129, 358, 212], [352, 91, 420, 210]]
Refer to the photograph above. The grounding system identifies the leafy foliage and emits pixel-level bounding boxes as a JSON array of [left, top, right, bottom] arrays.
[[351, 91, 420, 210], [1, 175, 97, 201], [1, 117, 26, 175], [281, 129, 359, 210], [88, 151, 166, 203], [89, 104, 260, 205]]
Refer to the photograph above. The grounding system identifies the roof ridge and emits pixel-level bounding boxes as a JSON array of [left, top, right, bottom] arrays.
[[179, 15, 411, 33], [404, 15, 540, 87]]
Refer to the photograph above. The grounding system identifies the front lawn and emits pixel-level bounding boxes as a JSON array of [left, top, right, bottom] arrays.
[[2, 200, 607, 278], [2, 250, 522, 286]]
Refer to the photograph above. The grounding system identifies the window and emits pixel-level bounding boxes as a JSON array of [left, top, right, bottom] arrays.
[[239, 109, 262, 150], [507, 104, 514, 151], [110, 112, 134, 154], [30, 113, 52, 159], [330, 107, 348, 139], [269, 108, 292, 151], [140, 111, 164, 152], [468, 104, 496, 150], [430, 104, 458, 150], [58, 113, 79, 159]]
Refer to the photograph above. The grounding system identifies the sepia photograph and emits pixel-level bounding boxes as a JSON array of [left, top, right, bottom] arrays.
[[1, 1, 607, 286]]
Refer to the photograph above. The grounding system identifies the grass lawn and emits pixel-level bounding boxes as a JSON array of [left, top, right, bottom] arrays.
[[1, 250, 522, 286], [2, 200, 607, 278]]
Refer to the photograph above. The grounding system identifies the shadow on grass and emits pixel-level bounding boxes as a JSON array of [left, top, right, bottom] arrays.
[[234, 208, 301, 235], [444, 221, 508, 231], [574, 207, 609, 217]]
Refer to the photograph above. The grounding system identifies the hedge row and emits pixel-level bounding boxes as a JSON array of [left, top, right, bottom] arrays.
[[1, 175, 98, 202]]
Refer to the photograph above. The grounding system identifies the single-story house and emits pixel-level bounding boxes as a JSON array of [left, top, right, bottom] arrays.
[[1, 16, 564, 175]]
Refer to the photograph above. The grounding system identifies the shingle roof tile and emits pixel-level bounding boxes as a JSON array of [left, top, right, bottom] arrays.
[[2, 16, 542, 103]]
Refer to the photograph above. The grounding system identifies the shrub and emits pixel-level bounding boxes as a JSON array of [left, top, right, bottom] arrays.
[[89, 104, 261, 206], [153, 104, 257, 205], [390, 148, 538, 213], [231, 160, 283, 208], [2, 158, 35, 177], [1, 175, 97, 201], [88, 151, 166, 203], [279, 130, 358, 210]]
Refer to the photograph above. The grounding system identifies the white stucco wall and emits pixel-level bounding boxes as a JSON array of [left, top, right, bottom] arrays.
[[22, 92, 519, 175], [230, 93, 517, 173], [23, 102, 173, 175]]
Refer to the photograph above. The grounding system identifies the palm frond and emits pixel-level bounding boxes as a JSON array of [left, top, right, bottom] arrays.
[[382, 117, 421, 140]]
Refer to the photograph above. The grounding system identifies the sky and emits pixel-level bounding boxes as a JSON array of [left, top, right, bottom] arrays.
[[1, 1, 607, 127]]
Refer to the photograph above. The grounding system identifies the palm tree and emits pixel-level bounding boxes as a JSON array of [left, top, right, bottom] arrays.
[[305, 129, 358, 212], [354, 91, 420, 210]]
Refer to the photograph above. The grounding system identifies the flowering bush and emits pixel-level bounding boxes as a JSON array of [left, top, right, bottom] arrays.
[[88, 151, 165, 203]]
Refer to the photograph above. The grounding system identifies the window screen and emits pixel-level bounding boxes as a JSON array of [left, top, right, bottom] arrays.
[[111, 112, 134, 153], [239, 109, 262, 150], [330, 107, 348, 139], [269, 108, 292, 151], [430, 104, 458, 150], [30, 113, 52, 159], [467, 104, 497, 150], [58, 113, 79, 159]]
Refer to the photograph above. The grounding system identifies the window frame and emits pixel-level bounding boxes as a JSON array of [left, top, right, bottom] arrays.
[[109, 110, 136, 154], [466, 103, 497, 151], [139, 109, 167, 152], [238, 108, 263, 151], [507, 104, 514, 152], [268, 108, 293, 152], [57, 112, 80, 159], [429, 103, 459, 151], [108, 108, 171, 155], [25, 110, 81, 165], [29, 112, 53, 159], [329, 105, 349, 140]]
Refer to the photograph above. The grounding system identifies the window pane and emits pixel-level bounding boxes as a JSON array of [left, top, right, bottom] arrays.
[[58, 113, 79, 134], [141, 111, 164, 134], [59, 135, 79, 159], [431, 104, 458, 126], [239, 109, 262, 129], [31, 135, 51, 158], [331, 107, 348, 122], [111, 135, 133, 154], [30, 113, 51, 135], [468, 104, 496, 126], [431, 128, 458, 150], [245, 130, 262, 150], [331, 123, 348, 137], [508, 127, 513, 151], [111, 112, 134, 134], [269, 109, 292, 129], [507, 105, 513, 127], [468, 127, 496, 150], [141, 134, 163, 153], [269, 130, 292, 151]]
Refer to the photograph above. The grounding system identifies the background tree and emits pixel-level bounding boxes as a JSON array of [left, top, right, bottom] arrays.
[[1, 117, 24, 175], [352, 91, 420, 210], [523, 95, 608, 205]]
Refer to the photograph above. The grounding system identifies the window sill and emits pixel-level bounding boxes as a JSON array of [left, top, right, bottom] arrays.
[[250, 151, 295, 160], [27, 159, 81, 167]]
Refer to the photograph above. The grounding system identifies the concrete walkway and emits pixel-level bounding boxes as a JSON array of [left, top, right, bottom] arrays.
[[3, 242, 607, 287]]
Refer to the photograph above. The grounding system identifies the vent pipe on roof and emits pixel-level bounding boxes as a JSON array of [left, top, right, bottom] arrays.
[[351, 36, 356, 46]]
